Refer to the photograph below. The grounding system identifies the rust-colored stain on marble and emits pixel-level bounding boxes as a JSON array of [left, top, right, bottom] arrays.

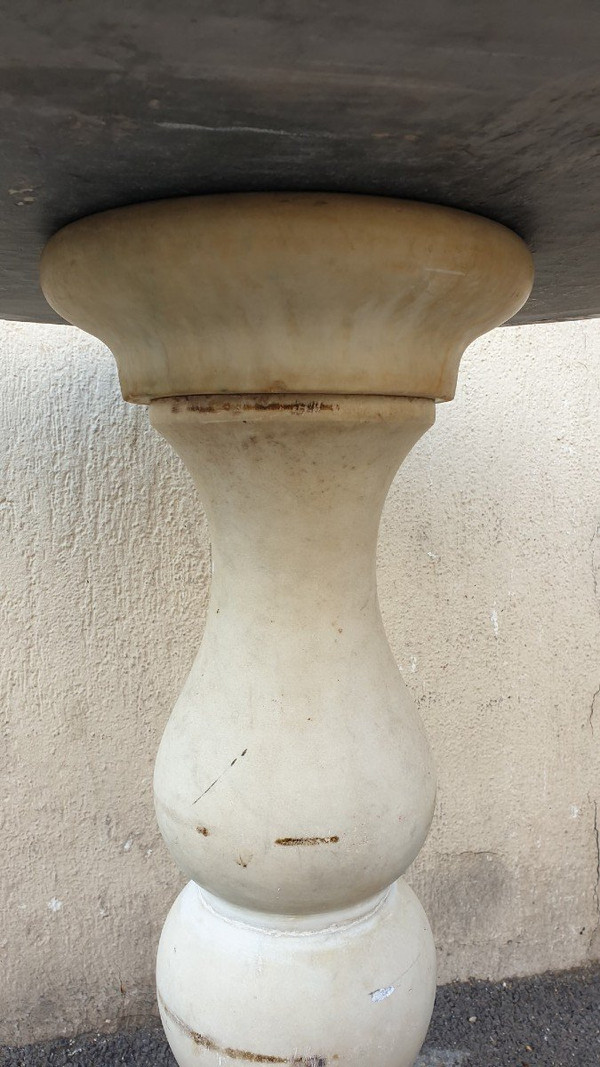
[[275, 836, 339, 846], [158, 992, 330, 1064], [170, 395, 340, 416]]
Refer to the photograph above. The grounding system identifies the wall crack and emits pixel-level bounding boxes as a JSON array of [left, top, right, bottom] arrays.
[[590, 797, 600, 950]]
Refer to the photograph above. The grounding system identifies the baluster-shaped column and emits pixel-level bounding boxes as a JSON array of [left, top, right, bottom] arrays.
[[40, 193, 533, 1067]]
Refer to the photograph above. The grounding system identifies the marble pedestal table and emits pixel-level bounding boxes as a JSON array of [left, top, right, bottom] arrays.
[[40, 194, 533, 1067]]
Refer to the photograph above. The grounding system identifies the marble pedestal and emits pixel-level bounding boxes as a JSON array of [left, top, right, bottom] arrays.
[[40, 194, 533, 1066]]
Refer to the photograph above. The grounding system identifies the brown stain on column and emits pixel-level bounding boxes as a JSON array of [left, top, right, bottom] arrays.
[[158, 992, 329, 1064], [170, 395, 340, 416], [275, 836, 340, 846]]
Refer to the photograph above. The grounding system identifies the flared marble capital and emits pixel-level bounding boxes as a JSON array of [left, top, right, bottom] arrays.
[[40, 193, 533, 404]]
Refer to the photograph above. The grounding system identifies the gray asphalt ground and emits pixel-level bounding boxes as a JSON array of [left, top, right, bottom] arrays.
[[2, 966, 599, 1067]]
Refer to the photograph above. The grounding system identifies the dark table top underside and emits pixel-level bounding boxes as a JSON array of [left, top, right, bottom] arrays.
[[1, 0, 599, 326]]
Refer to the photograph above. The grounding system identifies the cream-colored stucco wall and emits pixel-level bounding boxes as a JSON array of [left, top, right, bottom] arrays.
[[2, 318, 599, 1044]]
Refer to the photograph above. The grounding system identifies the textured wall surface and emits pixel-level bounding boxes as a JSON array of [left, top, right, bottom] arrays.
[[1, 318, 599, 1044]]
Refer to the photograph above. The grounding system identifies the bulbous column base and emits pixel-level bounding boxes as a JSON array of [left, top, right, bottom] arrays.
[[157, 879, 436, 1067]]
